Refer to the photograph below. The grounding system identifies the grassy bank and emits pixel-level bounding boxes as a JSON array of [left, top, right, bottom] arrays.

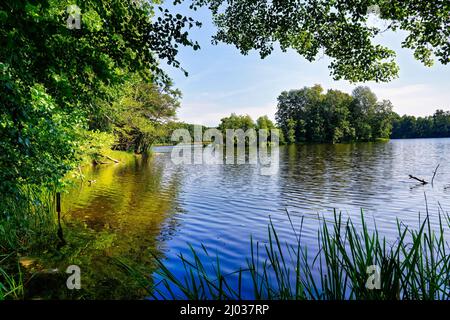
[[136, 210, 450, 300]]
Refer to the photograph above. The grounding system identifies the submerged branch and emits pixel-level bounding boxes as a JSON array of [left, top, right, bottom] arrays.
[[104, 155, 120, 163], [92, 153, 120, 165], [409, 175, 428, 185]]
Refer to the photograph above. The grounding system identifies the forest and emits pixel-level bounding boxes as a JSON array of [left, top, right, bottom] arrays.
[[274, 85, 450, 144], [391, 110, 450, 139]]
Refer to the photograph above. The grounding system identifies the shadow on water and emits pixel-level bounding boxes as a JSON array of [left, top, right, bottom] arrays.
[[31, 155, 184, 299]]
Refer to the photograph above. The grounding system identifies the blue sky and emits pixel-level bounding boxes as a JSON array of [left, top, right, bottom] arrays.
[[162, 5, 450, 127]]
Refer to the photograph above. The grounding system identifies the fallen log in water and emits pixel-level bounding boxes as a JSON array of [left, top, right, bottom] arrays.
[[104, 155, 120, 163], [409, 174, 428, 185], [92, 153, 120, 165]]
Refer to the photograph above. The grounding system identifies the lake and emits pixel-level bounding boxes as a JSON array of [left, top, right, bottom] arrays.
[[62, 138, 450, 298]]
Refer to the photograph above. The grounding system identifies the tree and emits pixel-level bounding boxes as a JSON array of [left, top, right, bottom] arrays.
[[218, 113, 256, 132], [372, 100, 394, 139], [433, 109, 450, 137], [350, 86, 378, 141], [286, 119, 297, 144], [0, 0, 198, 195], [256, 115, 275, 131], [276, 85, 395, 143], [275, 90, 303, 141], [392, 115, 417, 138], [275, 85, 324, 142], [191, 0, 450, 82], [322, 89, 355, 143], [391, 110, 450, 139], [111, 76, 182, 153]]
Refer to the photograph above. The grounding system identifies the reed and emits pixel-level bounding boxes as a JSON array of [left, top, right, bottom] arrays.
[[0, 186, 57, 253], [0, 186, 57, 300], [134, 208, 450, 300], [0, 255, 23, 300]]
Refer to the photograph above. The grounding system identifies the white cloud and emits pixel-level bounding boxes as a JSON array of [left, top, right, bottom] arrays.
[[274, 82, 450, 117], [178, 82, 450, 126], [178, 101, 276, 127], [371, 84, 450, 116]]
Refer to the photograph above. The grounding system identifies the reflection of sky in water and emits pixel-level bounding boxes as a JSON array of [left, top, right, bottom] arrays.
[[66, 139, 450, 298]]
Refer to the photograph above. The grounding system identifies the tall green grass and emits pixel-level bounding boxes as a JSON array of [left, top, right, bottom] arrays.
[[0, 186, 57, 253], [0, 254, 23, 300], [0, 186, 57, 300], [134, 209, 450, 300]]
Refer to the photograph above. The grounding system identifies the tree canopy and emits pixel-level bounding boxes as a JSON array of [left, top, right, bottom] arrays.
[[0, 0, 198, 195], [218, 113, 256, 133], [105, 76, 182, 153], [392, 110, 450, 139], [275, 85, 394, 143], [191, 0, 450, 82], [256, 115, 276, 131]]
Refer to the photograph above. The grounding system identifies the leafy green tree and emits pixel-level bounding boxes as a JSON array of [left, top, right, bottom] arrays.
[[350, 86, 378, 141], [433, 110, 450, 137], [0, 0, 198, 196], [392, 115, 417, 138], [218, 113, 256, 132], [275, 85, 324, 142], [256, 115, 275, 131], [391, 110, 450, 139], [275, 90, 302, 142], [372, 100, 394, 139], [192, 0, 450, 82], [111, 77, 182, 153], [276, 85, 395, 143], [286, 119, 297, 144], [323, 90, 355, 143], [256, 115, 283, 144], [415, 117, 433, 138]]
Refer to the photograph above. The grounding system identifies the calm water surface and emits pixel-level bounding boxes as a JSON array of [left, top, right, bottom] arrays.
[[64, 139, 450, 298]]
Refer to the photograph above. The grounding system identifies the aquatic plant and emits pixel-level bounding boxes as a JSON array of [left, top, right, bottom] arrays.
[[136, 209, 450, 300], [0, 186, 57, 254]]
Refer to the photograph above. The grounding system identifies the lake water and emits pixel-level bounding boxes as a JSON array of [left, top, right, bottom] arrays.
[[63, 139, 450, 298]]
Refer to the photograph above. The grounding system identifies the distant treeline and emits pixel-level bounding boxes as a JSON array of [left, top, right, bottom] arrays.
[[391, 110, 450, 139], [162, 85, 450, 145], [275, 85, 450, 143], [154, 122, 210, 145]]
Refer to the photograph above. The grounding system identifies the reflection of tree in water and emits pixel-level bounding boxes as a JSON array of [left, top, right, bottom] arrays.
[[56, 155, 185, 299], [280, 143, 394, 213]]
